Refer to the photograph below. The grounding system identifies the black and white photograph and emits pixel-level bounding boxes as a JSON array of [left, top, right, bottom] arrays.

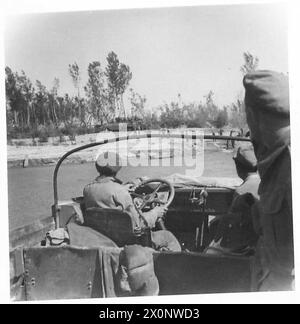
[[2, 0, 299, 303]]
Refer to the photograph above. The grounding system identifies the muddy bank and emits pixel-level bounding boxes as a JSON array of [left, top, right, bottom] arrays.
[[7, 129, 236, 168], [7, 156, 95, 168]]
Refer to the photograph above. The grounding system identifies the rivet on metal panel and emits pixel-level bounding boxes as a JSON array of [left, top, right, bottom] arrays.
[[31, 278, 36, 287], [87, 281, 92, 290]]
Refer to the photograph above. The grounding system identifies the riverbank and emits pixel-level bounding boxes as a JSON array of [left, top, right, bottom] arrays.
[[7, 144, 99, 168], [7, 129, 236, 168]]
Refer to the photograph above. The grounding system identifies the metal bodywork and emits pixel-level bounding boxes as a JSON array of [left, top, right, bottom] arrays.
[[10, 133, 253, 300], [13, 247, 253, 301], [22, 247, 102, 300]]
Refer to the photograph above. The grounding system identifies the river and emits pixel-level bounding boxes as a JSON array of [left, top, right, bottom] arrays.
[[7, 149, 237, 231]]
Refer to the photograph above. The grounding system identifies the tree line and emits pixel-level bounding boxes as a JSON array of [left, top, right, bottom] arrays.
[[5, 51, 258, 142]]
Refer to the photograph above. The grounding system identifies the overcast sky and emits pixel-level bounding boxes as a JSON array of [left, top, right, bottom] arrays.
[[4, 2, 288, 111]]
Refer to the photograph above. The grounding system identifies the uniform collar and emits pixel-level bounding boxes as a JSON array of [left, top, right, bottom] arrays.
[[95, 176, 122, 184], [95, 176, 115, 183]]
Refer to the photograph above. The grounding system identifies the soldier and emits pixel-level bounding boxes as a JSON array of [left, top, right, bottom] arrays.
[[83, 151, 181, 252], [233, 146, 260, 198], [243, 70, 293, 291], [206, 146, 260, 255]]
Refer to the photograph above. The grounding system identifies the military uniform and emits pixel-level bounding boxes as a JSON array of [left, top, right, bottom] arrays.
[[207, 147, 260, 254], [208, 176, 260, 254], [243, 70, 294, 291], [84, 176, 143, 228], [83, 167, 181, 252]]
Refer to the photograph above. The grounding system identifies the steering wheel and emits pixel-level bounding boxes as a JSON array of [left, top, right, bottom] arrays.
[[131, 178, 175, 230]]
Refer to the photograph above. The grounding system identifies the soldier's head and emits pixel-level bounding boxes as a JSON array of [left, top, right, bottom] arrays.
[[243, 70, 290, 163], [95, 151, 122, 177], [233, 147, 257, 181]]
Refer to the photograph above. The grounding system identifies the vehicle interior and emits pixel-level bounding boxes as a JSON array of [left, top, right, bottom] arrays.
[[60, 178, 236, 253], [10, 134, 255, 300]]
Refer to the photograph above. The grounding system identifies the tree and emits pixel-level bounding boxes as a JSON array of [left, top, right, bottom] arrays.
[[117, 63, 132, 118], [204, 91, 219, 125], [228, 99, 247, 130], [5, 67, 18, 127], [160, 102, 185, 128], [34, 80, 49, 126], [227, 51, 259, 130], [129, 88, 146, 120], [105, 51, 132, 119], [68, 62, 81, 97], [240, 51, 259, 75], [142, 111, 160, 130], [48, 78, 60, 126], [214, 107, 228, 129], [5, 68, 35, 130], [84, 61, 110, 125], [17, 71, 35, 128], [182, 103, 208, 128], [68, 62, 85, 125]]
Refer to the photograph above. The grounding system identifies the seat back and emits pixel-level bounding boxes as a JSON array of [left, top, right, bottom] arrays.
[[84, 207, 136, 247]]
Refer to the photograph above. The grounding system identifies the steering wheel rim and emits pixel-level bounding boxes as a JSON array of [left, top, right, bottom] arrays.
[[131, 178, 175, 210], [131, 178, 175, 230]]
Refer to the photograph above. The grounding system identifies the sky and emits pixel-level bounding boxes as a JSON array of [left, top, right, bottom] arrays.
[[4, 3, 288, 112]]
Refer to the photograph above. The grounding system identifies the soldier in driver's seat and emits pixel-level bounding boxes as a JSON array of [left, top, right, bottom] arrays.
[[206, 146, 260, 255], [83, 151, 181, 252]]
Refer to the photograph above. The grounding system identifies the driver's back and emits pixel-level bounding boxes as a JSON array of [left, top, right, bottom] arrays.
[[83, 175, 140, 227]]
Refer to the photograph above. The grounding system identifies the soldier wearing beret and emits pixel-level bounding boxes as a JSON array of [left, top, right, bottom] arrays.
[[83, 151, 181, 252], [207, 146, 260, 255], [243, 70, 294, 291]]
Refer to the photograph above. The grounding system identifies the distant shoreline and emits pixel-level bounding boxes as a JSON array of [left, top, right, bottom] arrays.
[[7, 156, 95, 169], [7, 129, 237, 168]]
